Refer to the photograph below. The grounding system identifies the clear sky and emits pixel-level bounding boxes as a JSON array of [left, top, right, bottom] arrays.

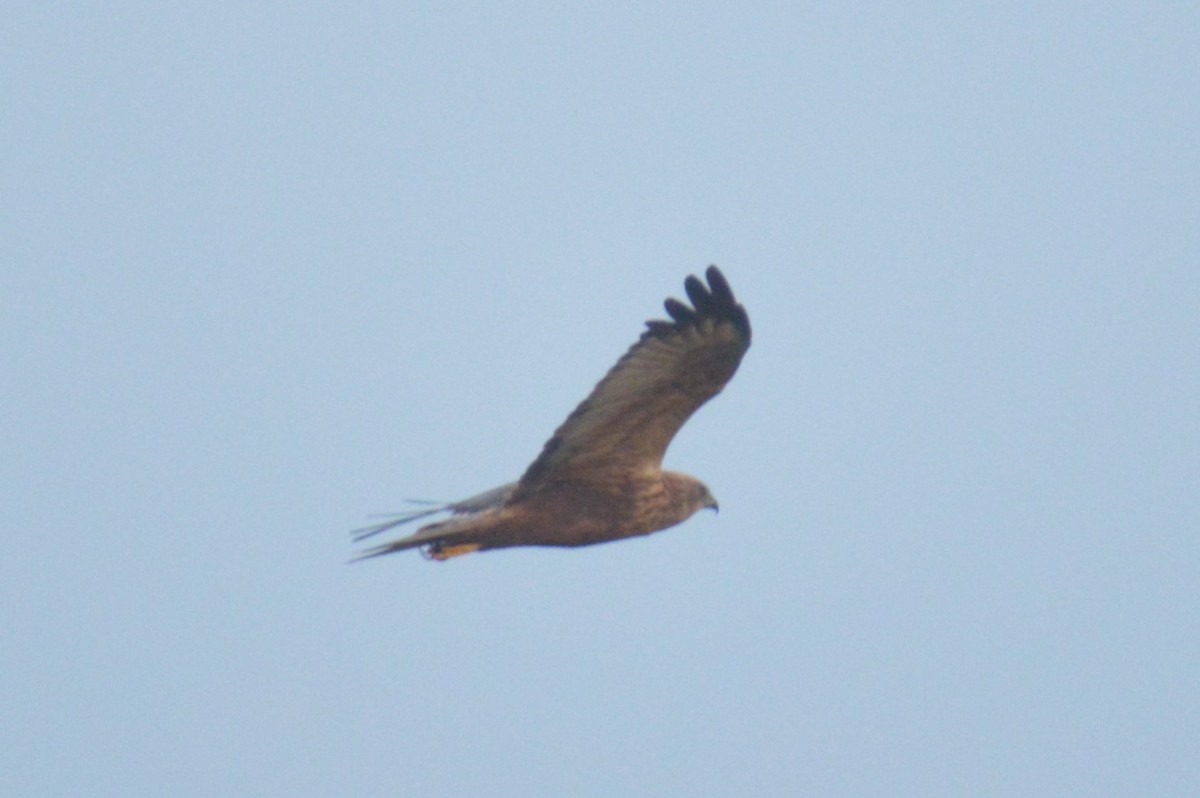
[[4, 4, 1197, 796]]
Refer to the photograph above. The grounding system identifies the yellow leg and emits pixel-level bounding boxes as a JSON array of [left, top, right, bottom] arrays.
[[426, 542, 482, 561]]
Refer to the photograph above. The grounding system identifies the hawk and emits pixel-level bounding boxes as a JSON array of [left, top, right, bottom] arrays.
[[353, 266, 751, 561]]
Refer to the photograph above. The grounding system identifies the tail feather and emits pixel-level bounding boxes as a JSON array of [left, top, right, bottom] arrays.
[[350, 505, 446, 543], [349, 515, 486, 562], [351, 482, 517, 544]]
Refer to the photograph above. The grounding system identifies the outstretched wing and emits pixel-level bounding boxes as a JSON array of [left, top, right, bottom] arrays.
[[513, 266, 750, 497]]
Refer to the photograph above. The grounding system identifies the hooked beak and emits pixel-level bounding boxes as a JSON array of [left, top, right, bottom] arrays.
[[707, 500, 720, 515]]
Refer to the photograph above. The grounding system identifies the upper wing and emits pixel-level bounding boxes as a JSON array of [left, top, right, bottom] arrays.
[[512, 266, 751, 497]]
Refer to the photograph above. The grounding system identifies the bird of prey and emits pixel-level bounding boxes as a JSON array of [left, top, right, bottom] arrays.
[[352, 265, 751, 561]]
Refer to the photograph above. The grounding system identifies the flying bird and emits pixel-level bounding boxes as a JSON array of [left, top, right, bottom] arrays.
[[352, 265, 751, 561]]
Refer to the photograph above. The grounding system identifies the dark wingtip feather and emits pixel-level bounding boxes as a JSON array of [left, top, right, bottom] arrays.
[[684, 275, 716, 315], [644, 320, 676, 337], [663, 297, 696, 324], [705, 266, 735, 304], [643, 265, 751, 343]]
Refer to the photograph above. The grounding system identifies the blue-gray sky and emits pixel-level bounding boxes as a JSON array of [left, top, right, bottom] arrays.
[[4, 4, 1197, 795]]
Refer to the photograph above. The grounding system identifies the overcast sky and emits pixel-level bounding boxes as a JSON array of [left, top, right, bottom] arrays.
[[4, 4, 1198, 796]]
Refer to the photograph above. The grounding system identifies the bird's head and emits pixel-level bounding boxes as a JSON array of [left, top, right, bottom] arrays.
[[662, 471, 721, 523], [692, 480, 720, 515]]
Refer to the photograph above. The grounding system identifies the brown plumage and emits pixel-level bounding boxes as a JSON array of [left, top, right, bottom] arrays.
[[352, 266, 751, 561]]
